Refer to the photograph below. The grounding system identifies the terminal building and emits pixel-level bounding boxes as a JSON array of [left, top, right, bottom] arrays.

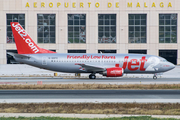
[[0, 0, 179, 65]]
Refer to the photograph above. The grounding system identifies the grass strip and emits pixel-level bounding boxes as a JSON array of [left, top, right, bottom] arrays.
[[0, 84, 180, 89], [1, 103, 180, 115], [0, 116, 180, 120]]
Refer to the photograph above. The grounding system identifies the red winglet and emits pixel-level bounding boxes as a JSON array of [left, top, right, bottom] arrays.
[[11, 22, 56, 54]]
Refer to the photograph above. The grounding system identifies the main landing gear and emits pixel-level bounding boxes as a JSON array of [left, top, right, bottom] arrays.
[[153, 74, 157, 80], [89, 73, 96, 79]]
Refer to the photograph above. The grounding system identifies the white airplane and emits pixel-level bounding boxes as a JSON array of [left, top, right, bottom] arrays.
[[8, 22, 175, 79]]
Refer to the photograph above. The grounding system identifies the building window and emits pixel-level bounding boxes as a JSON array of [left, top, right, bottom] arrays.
[[68, 14, 86, 43], [159, 14, 177, 43], [6, 14, 25, 43], [129, 14, 146, 43], [128, 50, 147, 54], [159, 50, 177, 64], [98, 14, 116, 43], [68, 50, 86, 53], [37, 14, 56, 43], [98, 50, 116, 53], [49, 50, 56, 52]]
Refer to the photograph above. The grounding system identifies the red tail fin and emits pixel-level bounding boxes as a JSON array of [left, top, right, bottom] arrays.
[[11, 22, 56, 54]]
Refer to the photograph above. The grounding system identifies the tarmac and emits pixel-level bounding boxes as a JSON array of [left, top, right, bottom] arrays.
[[0, 90, 180, 103], [0, 65, 180, 104], [0, 64, 180, 78], [0, 78, 180, 85], [0, 113, 180, 119]]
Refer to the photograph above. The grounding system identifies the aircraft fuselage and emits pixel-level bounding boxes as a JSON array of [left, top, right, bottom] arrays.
[[14, 53, 175, 74]]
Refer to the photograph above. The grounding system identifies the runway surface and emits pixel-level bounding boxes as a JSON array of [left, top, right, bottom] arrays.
[[1, 89, 180, 99], [0, 77, 180, 84], [0, 78, 180, 103], [0, 90, 180, 103]]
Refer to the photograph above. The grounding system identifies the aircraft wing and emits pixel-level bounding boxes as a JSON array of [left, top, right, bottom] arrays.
[[75, 63, 105, 72]]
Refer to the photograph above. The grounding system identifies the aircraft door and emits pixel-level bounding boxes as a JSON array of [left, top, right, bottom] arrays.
[[100, 59, 104, 67], [42, 56, 47, 65]]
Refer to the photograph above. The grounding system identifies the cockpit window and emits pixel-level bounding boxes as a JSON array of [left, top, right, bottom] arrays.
[[160, 59, 167, 62]]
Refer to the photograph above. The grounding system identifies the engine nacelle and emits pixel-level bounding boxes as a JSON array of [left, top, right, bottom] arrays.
[[100, 67, 124, 77]]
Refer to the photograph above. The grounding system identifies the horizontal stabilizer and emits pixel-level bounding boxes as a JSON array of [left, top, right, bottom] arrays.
[[7, 52, 30, 59]]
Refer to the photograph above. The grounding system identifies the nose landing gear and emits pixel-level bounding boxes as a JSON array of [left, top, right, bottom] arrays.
[[153, 74, 157, 80], [89, 73, 96, 79]]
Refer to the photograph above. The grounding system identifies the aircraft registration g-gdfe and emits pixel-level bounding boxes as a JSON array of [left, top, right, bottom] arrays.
[[8, 22, 175, 79]]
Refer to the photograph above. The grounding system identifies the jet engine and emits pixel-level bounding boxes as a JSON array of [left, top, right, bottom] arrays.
[[100, 67, 124, 77]]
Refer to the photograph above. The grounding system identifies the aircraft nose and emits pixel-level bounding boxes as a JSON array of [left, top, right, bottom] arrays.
[[169, 62, 175, 70]]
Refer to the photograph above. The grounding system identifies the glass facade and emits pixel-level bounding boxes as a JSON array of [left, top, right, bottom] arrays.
[[68, 50, 86, 53], [37, 14, 56, 43], [159, 50, 177, 64], [98, 50, 116, 53], [98, 14, 116, 43], [128, 50, 147, 54], [129, 14, 146, 43], [159, 14, 177, 43], [68, 14, 86, 43], [4, 12, 179, 65], [6, 14, 25, 43]]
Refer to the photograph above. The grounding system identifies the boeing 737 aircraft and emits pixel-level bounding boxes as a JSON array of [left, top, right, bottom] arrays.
[[8, 22, 175, 79]]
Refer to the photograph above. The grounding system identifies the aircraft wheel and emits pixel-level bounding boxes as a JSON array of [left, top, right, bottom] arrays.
[[153, 76, 157, 80], [89, 74, 96, 79], [89, 75, 92, 79], [91, 75, 96, 79]]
